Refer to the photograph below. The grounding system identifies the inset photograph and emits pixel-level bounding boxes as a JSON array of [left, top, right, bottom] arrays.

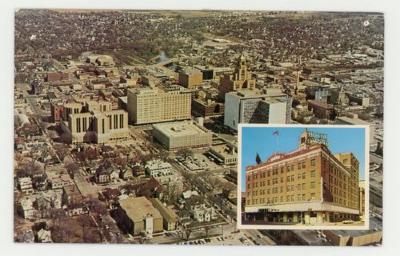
[[238, 124, 369, 230]]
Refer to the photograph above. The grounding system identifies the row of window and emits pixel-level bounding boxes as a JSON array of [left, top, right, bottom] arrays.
[[248, 158, 317, 181], [247, 192, 317, 205], [248, 171, 316, 189], [248, 181, 317, 197]]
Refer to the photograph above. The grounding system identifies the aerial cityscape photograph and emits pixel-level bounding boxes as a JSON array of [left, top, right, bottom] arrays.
[[13, 9, 383, 246], [239, 125, 368, 230]]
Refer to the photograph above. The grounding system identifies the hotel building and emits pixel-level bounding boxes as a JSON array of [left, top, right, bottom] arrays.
[[244, 129, 362, 225]]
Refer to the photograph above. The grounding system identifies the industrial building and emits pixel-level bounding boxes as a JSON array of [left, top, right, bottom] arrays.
[[127, 87, 191, 125], [116, 197, 163, 236], [152, 121, 212, 150], [149, 198, 178, 231], [244, 129, 362, 225]]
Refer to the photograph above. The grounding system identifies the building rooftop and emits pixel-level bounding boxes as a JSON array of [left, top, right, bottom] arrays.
[[153, 121, 209, 138], [119, 196, 162, 223], [308, 100, 333, 109]]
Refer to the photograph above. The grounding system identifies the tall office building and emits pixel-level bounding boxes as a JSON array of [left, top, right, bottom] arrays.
[[224, 90, 291, 131], [127, 87, 191, 125], [244, 129, 361, 225]]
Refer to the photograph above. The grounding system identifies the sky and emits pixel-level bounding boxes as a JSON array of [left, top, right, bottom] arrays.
[[240, 126, 366, 191]]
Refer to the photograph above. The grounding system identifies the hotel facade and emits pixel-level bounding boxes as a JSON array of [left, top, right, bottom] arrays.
[[244, 129, 362, 225]]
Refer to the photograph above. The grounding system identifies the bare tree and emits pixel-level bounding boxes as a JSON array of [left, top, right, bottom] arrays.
[[176, 148, 194, 160], [183, 224, 192, 241]]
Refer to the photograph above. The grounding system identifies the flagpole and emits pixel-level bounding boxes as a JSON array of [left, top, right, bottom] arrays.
[[277, 131, 279, 153]]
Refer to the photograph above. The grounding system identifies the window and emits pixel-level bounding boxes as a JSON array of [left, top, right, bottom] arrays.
[[302, 194, 306, 200], [298, 162, 301, 169], [311, 170, 316, 177], [76, 118, 81, 133], [302, 183, 305, 190], [83, 117, 87, 131], [291, 175, 295, 181], [310, 181, 315, 189], [302, 172, 306, 179], [119, 114, 124, 128], [298, 173, 302, 179], [114, 114, 118, 129], [310, 193, 316, 198], [310, 158, 316, 166], [302, 161, 306, 168]]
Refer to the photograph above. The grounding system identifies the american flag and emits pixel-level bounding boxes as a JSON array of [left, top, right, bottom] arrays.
[[272, 130, 279, 136]]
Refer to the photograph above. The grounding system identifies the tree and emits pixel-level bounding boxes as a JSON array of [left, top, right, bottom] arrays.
[[86, 198, 108, 216], [204, 225, 211, 238], [158, 150, 169, 161], [329, 109, 337, 121], [183, 225, 192, 241], [53, 144, 69, 161], [163, 183, 180, 205], [176, 148, 194, 160], [65, 162, 79, 178]]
